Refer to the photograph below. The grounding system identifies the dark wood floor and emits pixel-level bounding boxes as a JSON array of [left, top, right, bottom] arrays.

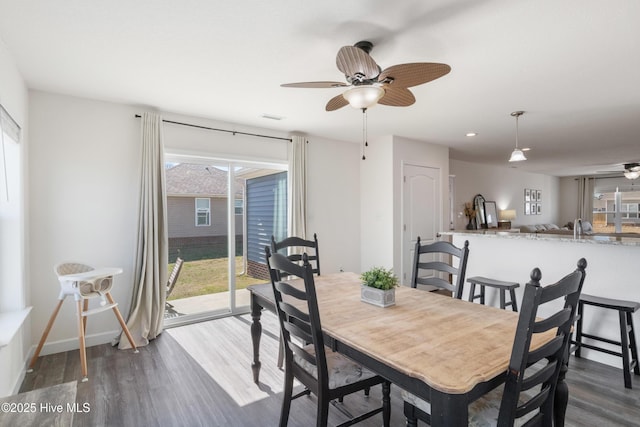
[[18, 311, 640, 426]]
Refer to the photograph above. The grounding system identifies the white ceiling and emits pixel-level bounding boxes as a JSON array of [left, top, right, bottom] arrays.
[[1, 0, 639, 177]]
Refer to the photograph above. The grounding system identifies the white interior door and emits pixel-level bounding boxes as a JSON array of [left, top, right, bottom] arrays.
[[402, 164, 441, 286]]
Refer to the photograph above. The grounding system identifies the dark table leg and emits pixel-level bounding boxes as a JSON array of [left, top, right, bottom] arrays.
[[250, 295, 263, 384], [554, 346, 570, 427], [430, 390, 468, 427]]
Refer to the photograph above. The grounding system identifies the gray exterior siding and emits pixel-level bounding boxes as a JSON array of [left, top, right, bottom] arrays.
[[246, 171, 287, 265], [167, 196, 243, 238]]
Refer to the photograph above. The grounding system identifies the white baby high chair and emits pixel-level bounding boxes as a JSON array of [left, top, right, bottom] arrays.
[[28, 262, 138, 382]]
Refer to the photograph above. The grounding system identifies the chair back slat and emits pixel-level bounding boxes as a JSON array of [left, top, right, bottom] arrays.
[[410, 237, 470, 299], [521, 363, 556, 392], [498, 258, 587, 426], [275, 281, 309, 302], [415, 277, 456, 293], [166, 257, 184, 296], [533, 309, 571, 334], [527, 336, 564, 365], [271, 233, 321, 276]]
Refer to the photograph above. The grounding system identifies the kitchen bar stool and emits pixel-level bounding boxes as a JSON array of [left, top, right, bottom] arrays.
[[573, 294, 640, 388], [466, 276, 519, 311]]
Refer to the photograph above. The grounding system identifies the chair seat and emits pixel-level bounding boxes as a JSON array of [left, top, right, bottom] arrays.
[[295, 344, 379, 389], [402, 386, 537, 427]]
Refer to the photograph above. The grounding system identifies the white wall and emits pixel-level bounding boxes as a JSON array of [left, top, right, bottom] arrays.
[[27, 92, 362, 361], [306, 137, 361, 274], [29, 91, 140, 354], [559, 176, 579, 223], [0, 37, 30, 397], [451, 159, 561, 229], [360, 135, 394, 270]]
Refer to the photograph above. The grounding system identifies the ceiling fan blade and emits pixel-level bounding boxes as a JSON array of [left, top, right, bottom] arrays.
[[378, 86, 416, 107], [378, 63, 451, 88], [336, 46, 379, 80], [281, 81, 348, 88], [325, 94, 349, 111]]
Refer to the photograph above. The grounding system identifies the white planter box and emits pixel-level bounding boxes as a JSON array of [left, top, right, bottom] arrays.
[[360, 285, 396, 308]]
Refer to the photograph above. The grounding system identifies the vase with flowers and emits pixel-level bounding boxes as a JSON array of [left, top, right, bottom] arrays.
[[464, 202, 476, 230]]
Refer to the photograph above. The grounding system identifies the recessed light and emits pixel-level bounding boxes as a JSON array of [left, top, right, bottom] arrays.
[[466, 132, 477, 137]]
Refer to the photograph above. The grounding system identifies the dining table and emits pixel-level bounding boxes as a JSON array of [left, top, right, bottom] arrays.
[[248, 272, 565, 427]]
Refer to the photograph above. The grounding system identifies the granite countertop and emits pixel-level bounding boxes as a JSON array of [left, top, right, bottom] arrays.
[[439, 229, 640, 247]]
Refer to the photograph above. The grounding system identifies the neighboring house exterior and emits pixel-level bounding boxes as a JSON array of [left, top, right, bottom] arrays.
[[166, 163, 244, 239], [166, 163, 287, 279], [246, 171, 287, 279]]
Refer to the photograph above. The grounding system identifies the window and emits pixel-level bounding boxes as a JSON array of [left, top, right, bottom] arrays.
[[0, 104, 23, 313], [195, 198, 211, 226], [235, 199, 243, 215]]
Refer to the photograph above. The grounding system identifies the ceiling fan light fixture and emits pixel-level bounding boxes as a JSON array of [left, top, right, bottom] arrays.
[[624, 170, 640, 180], [508, 111, 527, 162], [342, 85, 385, 109]]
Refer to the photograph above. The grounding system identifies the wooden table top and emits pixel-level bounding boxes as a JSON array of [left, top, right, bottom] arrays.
[[279, 272, 553, 395]]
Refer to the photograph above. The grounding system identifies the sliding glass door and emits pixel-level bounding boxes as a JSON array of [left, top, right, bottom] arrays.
[[163, 157, 286, 325]]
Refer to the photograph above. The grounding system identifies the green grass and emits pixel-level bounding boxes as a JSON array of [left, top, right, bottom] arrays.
[[167, 256, 266, 300]]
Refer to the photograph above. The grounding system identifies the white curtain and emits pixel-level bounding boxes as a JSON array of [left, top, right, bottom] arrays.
[[119, 112, 168, 349], [288, 135, 307, 239], [577, 177, 594, 222]]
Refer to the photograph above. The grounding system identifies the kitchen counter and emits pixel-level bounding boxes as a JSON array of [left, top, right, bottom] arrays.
[[440, 229, 640, 369], [440, 229, 640, 247]]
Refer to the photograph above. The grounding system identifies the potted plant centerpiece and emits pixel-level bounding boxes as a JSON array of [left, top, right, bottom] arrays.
[[360, 267, 398, 307]]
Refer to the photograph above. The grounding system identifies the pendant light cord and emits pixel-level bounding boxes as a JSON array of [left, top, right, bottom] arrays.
[[515, 114, 519, 149]]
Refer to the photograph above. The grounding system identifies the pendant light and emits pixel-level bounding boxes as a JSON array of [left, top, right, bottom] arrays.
[[509, 111, 527, 162]]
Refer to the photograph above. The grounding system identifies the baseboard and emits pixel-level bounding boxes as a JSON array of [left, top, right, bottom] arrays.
[[28, 329, 121, 359], [11, 366, 27, 395]]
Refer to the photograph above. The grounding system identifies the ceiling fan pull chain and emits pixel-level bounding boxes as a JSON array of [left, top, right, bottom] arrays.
[[361, 108, 367, 160]]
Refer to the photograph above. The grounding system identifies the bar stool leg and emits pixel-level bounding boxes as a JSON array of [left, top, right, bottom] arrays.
[[627, 313, 640, 376], [499, 289, 506, 310], [468, 283, 476, 303], [619, 310, 632, 388], [509, 289, 518, 312], [575, 302, 584, 358]]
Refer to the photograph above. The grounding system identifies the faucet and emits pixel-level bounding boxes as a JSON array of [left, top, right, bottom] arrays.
[[574, 218, 583, 238]]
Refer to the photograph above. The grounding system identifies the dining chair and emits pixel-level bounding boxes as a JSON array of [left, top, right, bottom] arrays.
[[165, 257, 184, 307], [271, 233, 320, 368], [265, 247, 391, 427], [271, 233, 321, 277], [410, 236, 470, 299], [403, 258, 587, 427]]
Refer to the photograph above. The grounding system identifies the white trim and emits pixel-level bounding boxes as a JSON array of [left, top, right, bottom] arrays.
[[28, 329, 120, 358], [0, 307, 31, 348]]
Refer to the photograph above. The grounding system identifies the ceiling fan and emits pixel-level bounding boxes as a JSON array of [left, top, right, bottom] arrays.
[[281, 41, 451, 111], [597, 162, 640, 179]]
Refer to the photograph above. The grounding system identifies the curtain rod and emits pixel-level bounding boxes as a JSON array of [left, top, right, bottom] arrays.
[[134, 115, 292, 142]]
